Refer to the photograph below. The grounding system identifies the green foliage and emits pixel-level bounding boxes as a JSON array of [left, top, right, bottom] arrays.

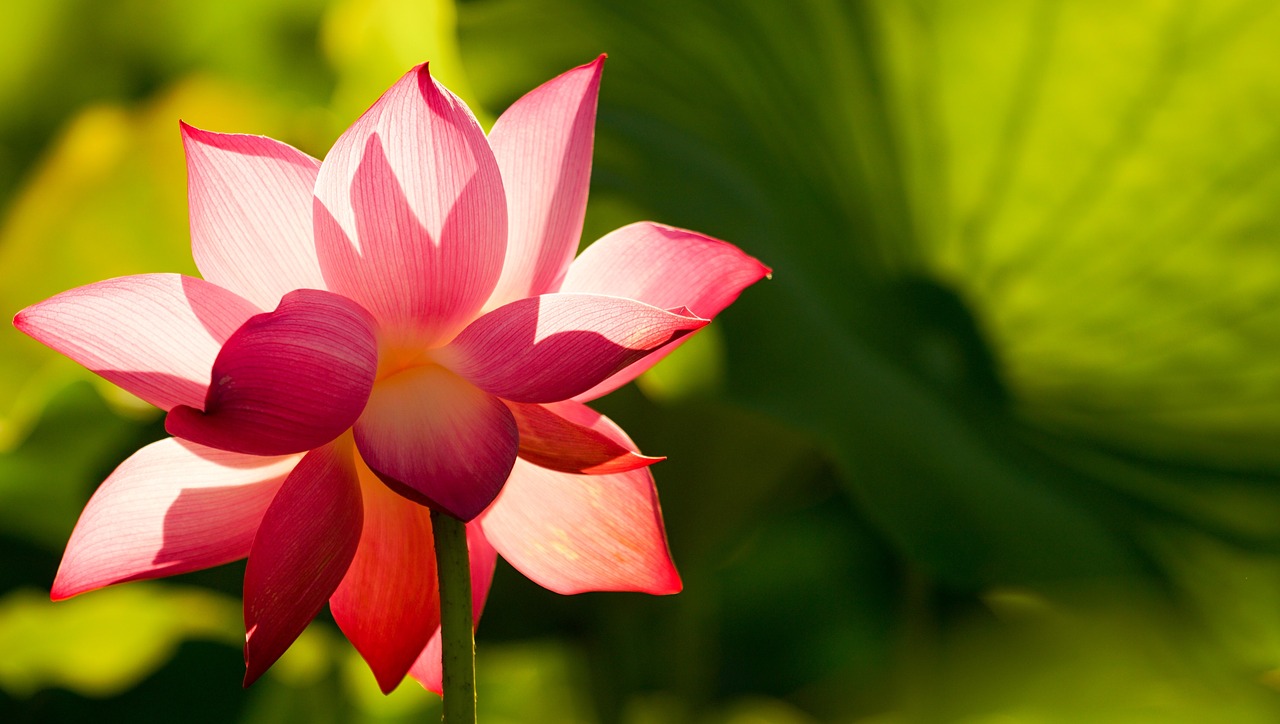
[[0, 584, 240, 697]]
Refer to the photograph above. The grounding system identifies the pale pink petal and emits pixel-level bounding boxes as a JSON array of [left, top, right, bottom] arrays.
[[481, 460, 680, 595], [243, 441, 362, 686], [438, 293, 708, 403], [353, 365, 518, 521], [560, 222, 770, 400], [313, 64, 507, 348], [330, 459, 439, 694], [14, 274, 260, 411], [484, 56, 604, 308], [166, 289, 378, 456], [50, 438, 298, 601], [484, 406, 677, 594], [507, 400, 661, 474], [182, 123, 326, 309], [409, 524, 497, 695]]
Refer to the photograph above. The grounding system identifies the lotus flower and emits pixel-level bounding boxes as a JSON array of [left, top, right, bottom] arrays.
[[13, 56, 768, 693]]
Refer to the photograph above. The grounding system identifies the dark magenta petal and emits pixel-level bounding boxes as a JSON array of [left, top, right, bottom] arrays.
[[243, 441, 363, 686], [439, 293, 708, 403], [508, 400, 661, 474], [166, 289, 378, 456], [353, 365, 518, 522]]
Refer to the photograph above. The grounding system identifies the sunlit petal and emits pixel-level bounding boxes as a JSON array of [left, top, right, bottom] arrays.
[[14, 274, 259, 411], [52, 438, 298, 600]]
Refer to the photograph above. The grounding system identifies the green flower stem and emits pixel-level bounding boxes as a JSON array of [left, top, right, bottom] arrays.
[[431, 509, 476, 723]]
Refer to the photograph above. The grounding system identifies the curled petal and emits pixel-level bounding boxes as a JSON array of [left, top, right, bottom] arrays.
[[182, 123, 326, 309], [313, 64, 507, 347], [166, 289, 378, 456], [409, 524, 497, 695], [508, 400, 661, 474], [353, 365, 518, 521], [485, 56, 604, 308], [561, 222, 770, 399], [484, 399, 677, 593], [14, 274, 259, 411], [330, 460, 439, 694], [481, 460, 681, 595], [439, 293, 708, 403], [52, 438, 298, 600], [244, 441, 363, 686]]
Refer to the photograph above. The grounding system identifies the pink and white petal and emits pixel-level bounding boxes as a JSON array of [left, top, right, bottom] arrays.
[[439, 293, 708, 403], [166, 289, 378, 456], [409, 523, 497, 695], [243, 440, 363, 686], [484, 56, 604, 309], [182, 123, 326, 309], [560, 222, 770, 399], [508, 400, 660, 475], [51, 438, 298, 600], [330, 459, 439, 694], [481, 460, 681, 595], [353, 365, 518, 522], [14, 274, 260, 411], [313, 64, 507, 348]]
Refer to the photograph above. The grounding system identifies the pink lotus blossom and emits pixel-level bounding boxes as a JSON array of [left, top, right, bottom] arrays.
[[13, 57, 768, 693]]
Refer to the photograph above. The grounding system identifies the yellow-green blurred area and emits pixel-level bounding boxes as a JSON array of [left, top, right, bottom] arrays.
[[4, 0, 1280, 721]]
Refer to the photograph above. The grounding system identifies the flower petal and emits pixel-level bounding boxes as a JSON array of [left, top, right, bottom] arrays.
[[182, 123, 326, 310], [165, 289, 378, 456], [51, 438, 298, 601], [14, 274, 260, 411], [313, 64, 507, 347], [243, 440, 362, 686], [508, 400, 661, 474], [408, 523, 497, 696], [353, 365, 518, 521], [330, 459, 439, 694], [439, 293, 708, 403], [481, 460, 681, 595], [560, 222, 770, 399], [484, 56, 604, 308], [483, 404, 676, 593]]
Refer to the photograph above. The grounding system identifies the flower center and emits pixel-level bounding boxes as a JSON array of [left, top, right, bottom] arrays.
[[375, 341, 437, 382]]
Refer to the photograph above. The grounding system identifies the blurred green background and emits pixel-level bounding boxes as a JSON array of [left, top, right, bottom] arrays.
[[4, 0, 1280, 721]]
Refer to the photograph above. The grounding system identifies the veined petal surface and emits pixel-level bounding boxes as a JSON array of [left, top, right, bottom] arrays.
[[561, 222, 770, 399], [330, 459, 439, 694], [182, 123, 326, 310], [481, 460, 681, 595], [353, 365, 518, 521], [440, 293, 708, 403], [14, 274, 260, 411], [484, 56, 604, 308], [51, 438, 299, 600], [508, 399, 661, 474], [485, 394, 678, 594], [409, 523, 497, 695], [313, 64, 507, 348], [243, 441, 362, 686], [166, 289, 378, 456]]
